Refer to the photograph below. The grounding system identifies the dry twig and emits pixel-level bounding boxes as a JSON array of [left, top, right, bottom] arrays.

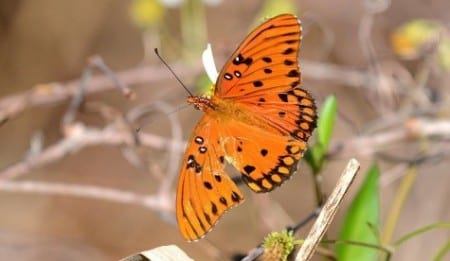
[[295, 159, 361, 261]]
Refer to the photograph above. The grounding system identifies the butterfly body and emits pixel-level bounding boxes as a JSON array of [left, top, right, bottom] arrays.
[[177, 14, 317, 241]]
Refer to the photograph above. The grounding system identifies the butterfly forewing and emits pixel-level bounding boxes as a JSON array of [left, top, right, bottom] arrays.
[[176, 116, 244, 241], [215, 14, 302, 98]]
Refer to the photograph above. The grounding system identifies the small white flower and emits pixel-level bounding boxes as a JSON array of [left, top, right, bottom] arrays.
[[158, 0, 183, 8], [159, 0, 222, 7], [202, 43, 219, 83]]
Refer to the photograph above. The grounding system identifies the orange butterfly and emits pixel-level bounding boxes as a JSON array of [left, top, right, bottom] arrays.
[[176, 14, 317, 241]]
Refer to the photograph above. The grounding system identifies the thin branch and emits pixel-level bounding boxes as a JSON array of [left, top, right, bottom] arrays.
[[0, 122, 185, 180], [330, 118, 450, 158], [0, 62, 203, 124], [295, 158, 360, 261], [2, 116, 449, 181], [127, 101, 183, 199], [0, 60, 385, 126], [0, 180, 173, 214]]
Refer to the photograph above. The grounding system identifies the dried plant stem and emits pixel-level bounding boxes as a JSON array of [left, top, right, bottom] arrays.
[[0, 122, 185, 181], [295, 158, 360, 261], [0, 180, 172, 213]]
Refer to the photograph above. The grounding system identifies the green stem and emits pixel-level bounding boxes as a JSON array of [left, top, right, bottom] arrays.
[[321, 239, 394, 257], [312, 172, 324, 206], [180, 0, 207, 62], [433, 239, 450, 261], [382, 166, 417, 244], [393, 223, 450, 246]]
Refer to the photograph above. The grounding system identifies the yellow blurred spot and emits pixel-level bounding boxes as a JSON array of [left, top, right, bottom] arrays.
[[391, 19, 442, 59], [130, 0, 163, 28]]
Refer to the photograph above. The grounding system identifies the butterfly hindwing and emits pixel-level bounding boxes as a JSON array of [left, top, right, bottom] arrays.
[[221, 119, 308, 193], [237, 86, 317, 141], [176, 115, 244, 241]]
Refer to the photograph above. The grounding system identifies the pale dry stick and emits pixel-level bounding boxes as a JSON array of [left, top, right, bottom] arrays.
[[0, 180, 173, 214], [0, 62, 203, 124], [62, 56, 135, 127], [331, 118, 450, 158], [2, 117, 449, 181], [127, 101, 183, 202], [295, 158, 360, 261], [359, 0, 399, 113], [0, 60, 385, 126], [301, 61, 378, 90], [0, 122, 186, 180]]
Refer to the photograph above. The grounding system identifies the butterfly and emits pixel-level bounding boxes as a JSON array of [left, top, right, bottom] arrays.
[[176, 14, 317, 241]]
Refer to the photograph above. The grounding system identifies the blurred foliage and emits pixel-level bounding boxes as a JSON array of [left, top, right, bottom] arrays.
[[180, 0, 207, 61], [194, 72, 214, 96], [437, 38, 450, 71], [336, 164, 380, 261], [391, 19, 450, 71], [254, 0, 298, 27]]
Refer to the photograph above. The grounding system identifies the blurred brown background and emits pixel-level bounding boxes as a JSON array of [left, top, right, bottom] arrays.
[[0, 0, 449, 260]]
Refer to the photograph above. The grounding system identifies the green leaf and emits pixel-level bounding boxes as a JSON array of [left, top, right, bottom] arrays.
[[317, 95, 337, 150], [304, 96, 336, 174], [336, 164, 380, 261], [304, 143, 324, 174]]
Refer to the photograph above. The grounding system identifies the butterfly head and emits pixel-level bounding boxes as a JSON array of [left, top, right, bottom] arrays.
[[187, 96, 216, 112]]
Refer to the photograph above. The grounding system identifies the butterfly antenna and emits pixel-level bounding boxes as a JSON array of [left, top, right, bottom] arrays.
[[135, 103, 191, 133], [154, 48, 195, 97]]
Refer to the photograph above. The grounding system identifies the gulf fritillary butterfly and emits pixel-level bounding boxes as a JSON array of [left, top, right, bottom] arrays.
[[176, 13, 317, 241]]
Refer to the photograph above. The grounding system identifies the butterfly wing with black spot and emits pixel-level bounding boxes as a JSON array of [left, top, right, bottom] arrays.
[[212, 14, 317, 191], [176, 115, 244, 241], [215, 14, 303, 99], [220, 119, 308, 193]]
